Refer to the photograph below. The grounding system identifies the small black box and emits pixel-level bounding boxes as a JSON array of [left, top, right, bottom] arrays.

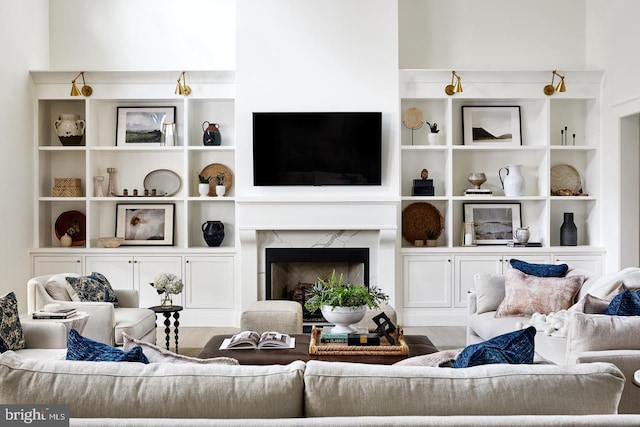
[[413, 179, 433, 187], [412, 186, 435, 196]]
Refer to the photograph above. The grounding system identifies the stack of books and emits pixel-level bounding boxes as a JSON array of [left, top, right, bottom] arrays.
[[320, 326, 381, 346], [32, 307, 77, 319], [464, 188, 493, 196], [506, 241, 542, 247]]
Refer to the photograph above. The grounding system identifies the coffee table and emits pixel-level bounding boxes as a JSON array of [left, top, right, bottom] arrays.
[[198, 333, 438, 365]]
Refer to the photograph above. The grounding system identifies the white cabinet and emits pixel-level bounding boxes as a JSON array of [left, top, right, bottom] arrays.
[[85, 255, 182, 307], [184, 256, 234, 309], [402, 255, 452, 308], [553, 254, 602, 277], [33, 255, 83, 277]]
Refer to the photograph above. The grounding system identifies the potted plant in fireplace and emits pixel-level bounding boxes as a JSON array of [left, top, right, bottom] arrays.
[[304, 270, 389, 333]]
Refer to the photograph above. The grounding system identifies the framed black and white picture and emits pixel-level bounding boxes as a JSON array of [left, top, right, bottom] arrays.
[[462, 106, 521, 146], [116, 106, 176, 146], [463, 203, 522, 244], [116, 203, 175, 246]]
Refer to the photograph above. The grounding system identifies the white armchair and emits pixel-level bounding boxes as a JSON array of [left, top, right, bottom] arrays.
[[27, 274, 157, 346], [13, 321, 68, 359]]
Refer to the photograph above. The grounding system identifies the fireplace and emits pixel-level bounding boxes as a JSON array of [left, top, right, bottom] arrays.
[[265, 247, 370, 324]]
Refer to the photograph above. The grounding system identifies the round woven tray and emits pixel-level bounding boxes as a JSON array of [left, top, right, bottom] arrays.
[[402, 202, 444, 243], [550, 164, 581, 195], [200, 163, 233, 196]]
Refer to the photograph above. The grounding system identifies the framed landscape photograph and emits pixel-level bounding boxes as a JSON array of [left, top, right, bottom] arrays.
[[116, 203, 175, 246], [463, 203, 521, 245], [116, 106, 176, 146], [462, 106, 521, 146]]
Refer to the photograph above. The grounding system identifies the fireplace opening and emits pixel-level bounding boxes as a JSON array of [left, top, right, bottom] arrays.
[[265, 248, 370, 326]]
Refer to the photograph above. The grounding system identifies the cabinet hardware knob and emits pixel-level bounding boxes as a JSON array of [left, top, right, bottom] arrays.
[[76, 260, 80, 263]]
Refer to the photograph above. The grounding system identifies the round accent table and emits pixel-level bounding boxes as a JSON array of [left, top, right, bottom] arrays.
[[149, 305, 183, 353]]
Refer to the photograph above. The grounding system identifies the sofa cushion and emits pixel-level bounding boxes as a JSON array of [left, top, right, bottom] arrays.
[[572, 293, 612, 314], [0, 351, 305, 419], [566, 312, 640, 363], [66, 329, 149, 363], [509, 259, 568, 277], [453, 326, 535, 368], [605, 289, 640, 316], [474, 273, 505, 314], [66, 272, 119, 307], [0, 292, 25, 352], [303, 360, 624, 416], [495, 269, 584, 317], [114, 308, 157, 346], [122, 332, 238, 365]]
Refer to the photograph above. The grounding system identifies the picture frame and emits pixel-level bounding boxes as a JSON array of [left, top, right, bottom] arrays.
[[116, 106, 176, 146], [116, 203, 175, 246], [463, 203, 522, 245], [462, 106, 521, 146]]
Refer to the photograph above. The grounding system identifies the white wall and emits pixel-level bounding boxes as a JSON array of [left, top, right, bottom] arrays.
[[0, 0, 49, 308], [48, 0, 236, 71], [399, 0, 587, 69]]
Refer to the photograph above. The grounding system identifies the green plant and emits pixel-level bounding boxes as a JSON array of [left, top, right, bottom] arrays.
[[198, 174, 211, 184], [214, 172, 225, 185], [425, 229, 439, 240], [304, 270, 389, 312], [426, 122, 439, 133]]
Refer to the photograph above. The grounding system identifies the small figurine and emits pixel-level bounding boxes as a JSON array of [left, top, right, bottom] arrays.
[[420, 168, 429, 180]]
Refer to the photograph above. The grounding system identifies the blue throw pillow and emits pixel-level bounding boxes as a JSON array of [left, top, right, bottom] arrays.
[[66, 329, 149, 363], [605, 289, 640, 316], [66, 272, 119, 307], [452, 326, 536, 368], [0, 292, 25, 352], [509, 259, 568, 278]]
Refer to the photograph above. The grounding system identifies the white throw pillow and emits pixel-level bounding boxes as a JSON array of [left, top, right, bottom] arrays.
[[122, 333, 238, 365], [566, 311, 640, 363], [44, 274, 80, 301], [473, 273, 505, 314]]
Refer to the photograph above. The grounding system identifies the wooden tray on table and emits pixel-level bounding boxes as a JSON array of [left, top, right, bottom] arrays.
[[309, 326, 408, 356]]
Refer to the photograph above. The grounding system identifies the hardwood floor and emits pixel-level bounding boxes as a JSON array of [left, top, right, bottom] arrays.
[[163, 326, 466, 352]]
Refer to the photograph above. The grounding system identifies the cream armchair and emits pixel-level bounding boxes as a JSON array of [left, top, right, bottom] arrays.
[[14, 321, 68, 359], [27, 274, 157, 346]]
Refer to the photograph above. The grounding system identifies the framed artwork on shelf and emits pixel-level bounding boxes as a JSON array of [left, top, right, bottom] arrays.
[[116, 203, 175, 246], [463, 202, 521, 245], [462, 106, 521, 146], [116, 106, 176, 146]]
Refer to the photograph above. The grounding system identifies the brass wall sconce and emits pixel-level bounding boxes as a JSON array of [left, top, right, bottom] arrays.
[[445, 71, 463, 96], [175, 71, 192, 96], [70, 72, 92, 97], [543, 70, 566, 96]]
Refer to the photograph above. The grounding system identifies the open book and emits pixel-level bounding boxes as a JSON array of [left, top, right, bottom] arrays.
[[219, 331, 295, 350]]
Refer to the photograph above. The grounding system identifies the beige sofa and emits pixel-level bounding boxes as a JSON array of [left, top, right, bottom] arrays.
[[467, 268, 640, 414], [1, 350, 639, 426]]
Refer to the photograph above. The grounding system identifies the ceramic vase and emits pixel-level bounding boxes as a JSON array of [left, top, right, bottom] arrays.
[[320, 305, 367, 334], [499, 164, 525, 197], [54, 113, 86, 146], [198, 183, 210, 197], [215, 185, 226, 197], [60, 233, 72, 247], [560, 213, 577, 246], [202, 121, 222, 146], [202, 221, 225, 247]]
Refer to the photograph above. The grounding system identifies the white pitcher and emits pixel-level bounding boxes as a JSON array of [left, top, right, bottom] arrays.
[[498, 164, 525, 197]]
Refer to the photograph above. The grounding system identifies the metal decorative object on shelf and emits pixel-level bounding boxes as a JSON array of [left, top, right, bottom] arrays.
[[106, 167, 117, 197]]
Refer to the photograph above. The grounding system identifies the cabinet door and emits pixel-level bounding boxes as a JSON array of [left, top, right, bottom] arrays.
[[185, 256, 235, 309], [553, 254, 602, 277], [403, 255, 452, 308], [84, 256, 134, 290], [33, 256, 83, 277], [453, 255, 502, 308], [135, 256, 183, 308]]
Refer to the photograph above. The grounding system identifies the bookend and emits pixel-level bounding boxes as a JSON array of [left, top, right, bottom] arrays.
[[372, 312, 397, 345]]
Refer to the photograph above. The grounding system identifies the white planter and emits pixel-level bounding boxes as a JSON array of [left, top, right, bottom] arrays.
[[215, 185, 226, 197], [198, 183, 210, 197], [427, 133, 440, 145], [321, 305, 367, 334]]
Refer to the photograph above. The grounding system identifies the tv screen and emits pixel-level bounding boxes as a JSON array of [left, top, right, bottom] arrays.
[[253, 112, 382, 186]]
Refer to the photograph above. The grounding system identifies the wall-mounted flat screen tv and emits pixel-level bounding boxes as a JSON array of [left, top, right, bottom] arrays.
[[253, 112, 382, 186]]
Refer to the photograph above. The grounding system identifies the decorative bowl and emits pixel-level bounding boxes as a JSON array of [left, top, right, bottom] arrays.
[[468, 172, 487, 189], [99, 237, 125, 248]]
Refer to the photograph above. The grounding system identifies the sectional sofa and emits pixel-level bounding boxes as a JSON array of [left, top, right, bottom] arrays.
[[2, 350, 639, 426]]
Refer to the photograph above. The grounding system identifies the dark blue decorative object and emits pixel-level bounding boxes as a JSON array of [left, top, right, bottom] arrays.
[[66, 272, 119, 307], [452, 326, 536, 368], [509, 259, 568, 278], [605, 289, 640, 316], [560, 212, 578, 246], [66, 329, 149, 363]]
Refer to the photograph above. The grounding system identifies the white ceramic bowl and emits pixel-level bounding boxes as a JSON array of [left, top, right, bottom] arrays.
[[99, 237, 125, 248]]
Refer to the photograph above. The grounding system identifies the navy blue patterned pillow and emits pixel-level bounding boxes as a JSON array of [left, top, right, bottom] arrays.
[[0, 292, 25, 352], [605, 289, 640, 316], [66, 329, 149, 363], [452, 326, 536, 368], [66, 272, 119, 307], [509, 259, 568, 277]]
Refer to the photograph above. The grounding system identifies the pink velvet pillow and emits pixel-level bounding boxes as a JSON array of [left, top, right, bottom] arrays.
[[495, 269, 585, 317]]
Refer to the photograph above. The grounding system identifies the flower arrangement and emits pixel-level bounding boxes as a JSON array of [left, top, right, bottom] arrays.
[[304, 270, 388, 312], [150, 273, 184, 307]]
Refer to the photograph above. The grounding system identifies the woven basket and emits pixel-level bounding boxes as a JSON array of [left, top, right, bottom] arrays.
[[53, 178, 82, 197]]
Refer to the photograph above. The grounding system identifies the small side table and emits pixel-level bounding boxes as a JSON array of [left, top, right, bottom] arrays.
[[23, 311, 90, 335], [149, 305, 183, 353]]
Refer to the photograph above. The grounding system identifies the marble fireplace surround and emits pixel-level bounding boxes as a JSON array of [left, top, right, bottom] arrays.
[[237, 200, 398, 311]]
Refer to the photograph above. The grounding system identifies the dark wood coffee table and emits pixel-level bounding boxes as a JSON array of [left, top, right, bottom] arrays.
[[197, 333, 438, 365]]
